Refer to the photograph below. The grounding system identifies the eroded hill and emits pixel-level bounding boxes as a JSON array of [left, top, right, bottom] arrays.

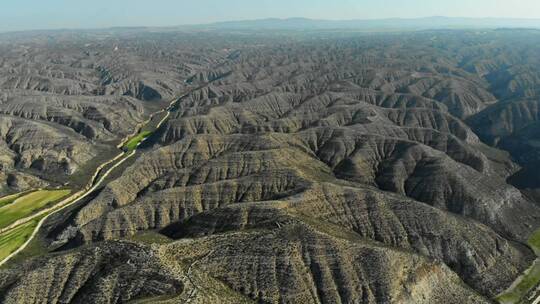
[[0, 29, 539, 304]]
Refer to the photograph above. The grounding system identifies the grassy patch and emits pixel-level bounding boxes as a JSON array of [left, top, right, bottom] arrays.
[[0, 192, 26, 208], [0, 219, 39, 262], [2, 230, 49, 267], [496, 227, 540, 303], [529, 227, 540, 255], [124, 131, 152, 151], [496, 259, 540, 304], [129, 230, 173, 245], [0, 189, 71, 229]]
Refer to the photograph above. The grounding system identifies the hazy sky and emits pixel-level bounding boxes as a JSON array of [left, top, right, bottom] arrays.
[[2, 0, 540, 32]]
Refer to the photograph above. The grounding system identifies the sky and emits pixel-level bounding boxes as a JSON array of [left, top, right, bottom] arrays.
[[2, 0, 540, 32]]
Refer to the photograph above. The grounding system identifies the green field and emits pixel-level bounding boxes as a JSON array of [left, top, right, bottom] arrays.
[[0, 189, 71, 229], [497, 260, 540, 304], [528, 227, 540, 255], [0, 192, 26, 208], [124, 131, 152, 151], [0, 219, 39, 262], [496, 227, 540, 303]]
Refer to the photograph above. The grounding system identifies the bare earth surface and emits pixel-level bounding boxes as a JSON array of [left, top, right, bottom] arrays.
[[0, 28, 539, 303]]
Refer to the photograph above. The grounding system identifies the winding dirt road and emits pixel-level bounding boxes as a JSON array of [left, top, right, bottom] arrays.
[[0, 94, 183, 267]]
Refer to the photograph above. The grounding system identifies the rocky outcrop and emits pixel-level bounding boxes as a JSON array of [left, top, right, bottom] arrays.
[[0, 242, 183, 304]]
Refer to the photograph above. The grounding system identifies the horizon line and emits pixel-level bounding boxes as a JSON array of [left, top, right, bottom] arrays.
[[2, 15, 540, 35]]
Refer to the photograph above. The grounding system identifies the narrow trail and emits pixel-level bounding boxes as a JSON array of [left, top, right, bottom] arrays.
[[0, 93, 184, 267], [0, 72, 224, 267], [0, 149, 137, 266], [0, 152, 124, 235]]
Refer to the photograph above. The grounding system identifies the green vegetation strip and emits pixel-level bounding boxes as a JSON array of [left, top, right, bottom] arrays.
[[0, 189, 71, 229], [0, 219, 40, 262], [497, 227, 540, 304], [528, 228, 540, 255], [0, 192, 25, 208], [124, 130, 152, 151]]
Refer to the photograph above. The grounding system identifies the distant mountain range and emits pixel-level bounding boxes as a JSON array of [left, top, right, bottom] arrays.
[[2, 17, 540, 36], [198, 17, 540, 30]]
